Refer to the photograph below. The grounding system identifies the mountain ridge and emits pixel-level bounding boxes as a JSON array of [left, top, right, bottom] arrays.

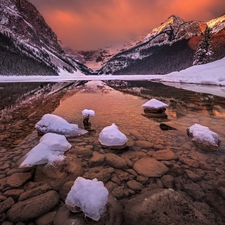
[[0, 0, 90, 75], [98, 14, 225, 75]]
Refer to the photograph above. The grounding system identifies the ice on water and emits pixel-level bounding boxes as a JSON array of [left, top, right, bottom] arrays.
[[19, 133, 71, 167], [65, 177, 109, 221], [99, 123, 128, 146], [35, 114, 87, 137]]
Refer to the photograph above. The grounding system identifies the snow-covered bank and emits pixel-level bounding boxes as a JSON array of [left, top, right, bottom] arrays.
[[157, 57, 225, 86], [1, 57, 224, 84], [0, 57, 225, 96]]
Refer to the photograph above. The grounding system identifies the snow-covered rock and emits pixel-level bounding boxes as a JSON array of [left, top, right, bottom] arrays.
[[82, 109, 95, 118], [187, 124, 221, 152], [19, 133, 71, 167], [142, 99, 168, 112], [99, 123, 128, 146], [65, 177, 109, 221], [35, 114, 87, 137]]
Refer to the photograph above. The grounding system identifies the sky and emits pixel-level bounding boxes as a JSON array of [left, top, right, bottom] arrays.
[[30, 0, 225, 51]]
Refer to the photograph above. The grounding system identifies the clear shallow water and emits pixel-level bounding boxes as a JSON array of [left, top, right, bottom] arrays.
[[0, 80, 225, 224]]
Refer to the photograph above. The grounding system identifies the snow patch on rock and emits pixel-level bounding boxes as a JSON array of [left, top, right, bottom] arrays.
[[82, 109, 95, 118], [142, 99, 168, 110], [99, 123, 128, 146], [187, 124, 221, 151], [35, 114, 87, 137], [19, 133, 71, 167], [65, 177, 109, 221]]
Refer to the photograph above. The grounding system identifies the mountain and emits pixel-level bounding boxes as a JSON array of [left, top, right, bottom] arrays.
[[78, 34, 146, 72], [98, 15, 225, 75], [0, 0, 90, 75]]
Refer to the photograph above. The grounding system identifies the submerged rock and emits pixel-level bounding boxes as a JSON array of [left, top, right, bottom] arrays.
[[54, 195, 122, 225], [123, 189, 212, 225], [7, 191, 59, 223], [6, 172, 32, 188], [99, 123, 128, 148], [153, 149, 178, 161], [187, 124, 221, 151], [160, 123, 177, 131], [0, 197, 15, 214], [89, 152, 105, 167], [133, 157, 169, 178], [35, 114, 87, 137], [105, 153, 127, 169]]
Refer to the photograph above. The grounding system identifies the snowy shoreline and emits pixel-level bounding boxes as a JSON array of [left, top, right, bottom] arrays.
[[0, 57, 225, 96]]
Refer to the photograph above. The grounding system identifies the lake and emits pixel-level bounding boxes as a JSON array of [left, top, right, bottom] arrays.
[[0, 80, 225, 224]]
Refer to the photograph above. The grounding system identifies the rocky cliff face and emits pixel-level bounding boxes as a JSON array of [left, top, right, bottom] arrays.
[[0, 0, 89, 75], [99, 15, 225, 75]]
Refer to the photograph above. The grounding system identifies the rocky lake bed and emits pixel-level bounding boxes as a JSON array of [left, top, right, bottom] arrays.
[[0, 81, 225, 225]]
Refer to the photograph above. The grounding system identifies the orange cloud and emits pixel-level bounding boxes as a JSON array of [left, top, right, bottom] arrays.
[[30, 0, 225, 50]]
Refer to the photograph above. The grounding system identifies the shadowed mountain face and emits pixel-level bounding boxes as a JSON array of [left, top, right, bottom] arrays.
[[98, 15, 225, 75], [0, 0, 91, 75]]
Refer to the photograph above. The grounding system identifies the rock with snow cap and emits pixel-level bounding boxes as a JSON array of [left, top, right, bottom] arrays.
[[35, 114, 87, 137], [99, 123, 128, 147], [65, 177, 109, 221], [82, 109, 95, 118], [187, 123, 221, 151], [19, 133, 71, 167], [142, 99, 168, 118], [142, 99, 168, 112]]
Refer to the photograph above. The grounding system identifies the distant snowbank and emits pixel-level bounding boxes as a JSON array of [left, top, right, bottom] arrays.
[[158, 57, 225, 86]]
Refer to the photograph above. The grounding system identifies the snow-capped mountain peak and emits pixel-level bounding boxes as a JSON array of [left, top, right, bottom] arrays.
[[0, 0, 90, 75], [207, 15, 225, 28], [99, 14, 225, 75], [143, 15, 185, 42]]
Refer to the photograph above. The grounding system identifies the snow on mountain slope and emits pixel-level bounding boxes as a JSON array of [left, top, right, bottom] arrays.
[[207, 15, 225, 33], [0, 0, 89, 75], [143, 15, 185, 43], [99, 15, 225, 75], [78, 34, 146, 72]]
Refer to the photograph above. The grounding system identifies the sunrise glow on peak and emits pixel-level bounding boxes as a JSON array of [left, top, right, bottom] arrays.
[[150, 16, 174, 34], [207, 14, 225, 28]]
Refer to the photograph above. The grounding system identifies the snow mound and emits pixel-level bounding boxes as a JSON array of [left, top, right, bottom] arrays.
[[19, 133, 71, 167], [159, 57, 225, 86], [142, 99, 168, 110], [35, 114, 87, 137], [65, 177, 109, 221], [82, 109, 95, 118], [187, 124, 221, 151], [99, 123, 128, 146]]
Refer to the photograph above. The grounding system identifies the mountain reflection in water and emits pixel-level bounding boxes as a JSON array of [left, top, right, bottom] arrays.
[[0, 80, 225, 224]]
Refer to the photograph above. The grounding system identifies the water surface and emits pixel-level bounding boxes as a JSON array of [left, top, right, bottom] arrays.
[[0, 80, 225, 224]]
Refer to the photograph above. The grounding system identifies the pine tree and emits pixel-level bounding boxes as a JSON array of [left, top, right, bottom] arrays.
[[193, 27, 213, 65]]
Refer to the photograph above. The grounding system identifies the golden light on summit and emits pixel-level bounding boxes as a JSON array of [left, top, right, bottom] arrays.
[[207, 15, 225, 28], [150, 17, 174, 34]]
